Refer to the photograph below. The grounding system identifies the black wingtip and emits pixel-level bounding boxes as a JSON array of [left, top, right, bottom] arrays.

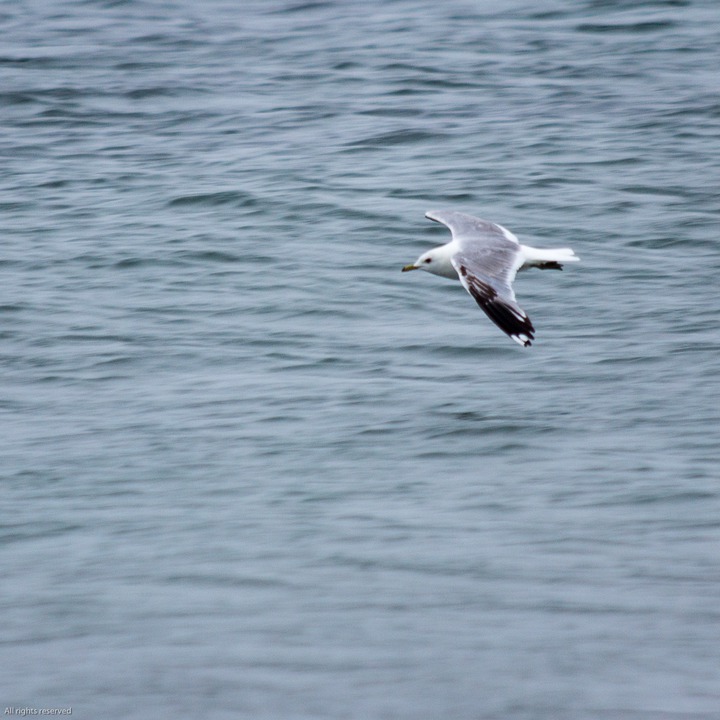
[[480, 296, 535, 347]]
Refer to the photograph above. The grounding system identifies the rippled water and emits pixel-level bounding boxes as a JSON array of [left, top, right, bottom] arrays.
[[2, 1, 720, 718]]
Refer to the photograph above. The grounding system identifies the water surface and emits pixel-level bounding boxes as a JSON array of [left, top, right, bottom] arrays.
[[2, 1, 720, 718]]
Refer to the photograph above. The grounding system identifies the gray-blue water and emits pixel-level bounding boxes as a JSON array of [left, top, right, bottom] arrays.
[[2, 0, 720, 717]]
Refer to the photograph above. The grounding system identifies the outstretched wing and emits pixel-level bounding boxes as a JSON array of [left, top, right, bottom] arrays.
[[452, 257, 535, 347], [425, 209, 520, 247], [425, 210, 534, 346]]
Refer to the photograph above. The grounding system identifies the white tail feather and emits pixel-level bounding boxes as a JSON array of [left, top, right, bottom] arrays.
[[519, 245, 579, 268]]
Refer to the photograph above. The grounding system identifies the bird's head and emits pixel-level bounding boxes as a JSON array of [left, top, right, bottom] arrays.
[[402, 249, 436, 273]]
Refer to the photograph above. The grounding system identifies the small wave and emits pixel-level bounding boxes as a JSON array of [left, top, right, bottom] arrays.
[[269, 1, 334, 14], [345, 128, 448, 149], [576, 20, 676, 33], [180, 250, 240, 264], [168, 190, 258, 208]]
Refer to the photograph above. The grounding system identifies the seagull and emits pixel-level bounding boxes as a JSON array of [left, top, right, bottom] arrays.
[[402, 210, 579, 347]]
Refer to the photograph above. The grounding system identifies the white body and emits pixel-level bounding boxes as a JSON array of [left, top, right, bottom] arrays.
[[418, 233, 578, 281]]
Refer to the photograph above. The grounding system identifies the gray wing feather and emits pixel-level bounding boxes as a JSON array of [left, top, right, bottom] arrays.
[[425, 209, 519, 247], [426, 209, 523, 299]]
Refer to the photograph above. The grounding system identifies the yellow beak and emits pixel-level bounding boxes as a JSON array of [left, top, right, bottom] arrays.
[[401, 264, 418, 272]]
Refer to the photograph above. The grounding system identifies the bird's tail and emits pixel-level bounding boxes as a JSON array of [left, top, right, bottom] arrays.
[[519, 245, 579, 270]]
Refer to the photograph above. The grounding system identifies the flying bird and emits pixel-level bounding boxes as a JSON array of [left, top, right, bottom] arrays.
[[402, 210, 579, 347]]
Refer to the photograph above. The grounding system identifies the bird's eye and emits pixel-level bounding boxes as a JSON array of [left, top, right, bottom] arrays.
[[424, 258, 432, 263]]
